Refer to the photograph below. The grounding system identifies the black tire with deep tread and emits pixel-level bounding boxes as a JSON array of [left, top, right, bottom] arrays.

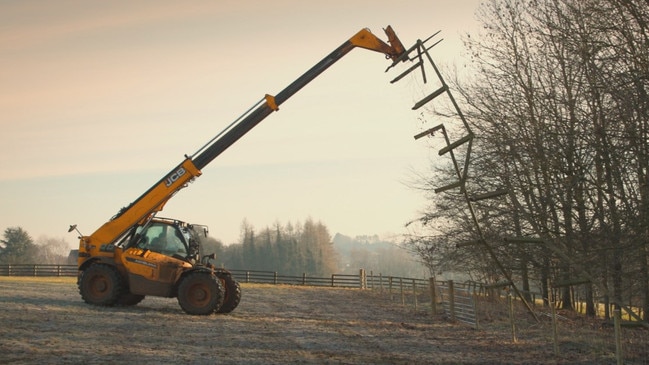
[[216, 274, 241, 314], [177, 271, 224, 315], [78, 263, 123, 306]]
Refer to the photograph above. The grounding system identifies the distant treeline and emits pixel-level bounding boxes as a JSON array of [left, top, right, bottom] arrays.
[[203, 219, 428, 278], [202, 219, 337, 277], [1, 221, 427, 278]]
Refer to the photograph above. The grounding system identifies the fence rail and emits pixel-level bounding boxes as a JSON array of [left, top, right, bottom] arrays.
[[0, 265, 432, 291], [228, 269, 369, 288], [0, 264, 78, 277], [438, 283, 478, 328]]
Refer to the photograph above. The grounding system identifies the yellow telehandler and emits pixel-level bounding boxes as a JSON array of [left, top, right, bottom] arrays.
[[72, 26, 407, 315]]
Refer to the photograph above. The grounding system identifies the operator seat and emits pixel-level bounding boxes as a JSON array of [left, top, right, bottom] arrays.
[[150, 235, 166, 252]]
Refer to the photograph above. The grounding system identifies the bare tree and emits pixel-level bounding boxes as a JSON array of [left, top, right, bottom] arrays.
[[413, 0, 649, 319]]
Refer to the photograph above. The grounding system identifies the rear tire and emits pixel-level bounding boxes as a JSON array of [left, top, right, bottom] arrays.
[[78, 263, 123, 306], [177, 271, 224, 315], [216, 274, 241, 313]]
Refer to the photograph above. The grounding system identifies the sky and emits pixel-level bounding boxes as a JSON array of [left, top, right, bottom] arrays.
[[0, 0, 482, 248]]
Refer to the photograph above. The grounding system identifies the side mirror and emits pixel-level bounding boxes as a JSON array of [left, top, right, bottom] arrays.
[[68, 224, 83, 237], [201, 253, 217, 265]]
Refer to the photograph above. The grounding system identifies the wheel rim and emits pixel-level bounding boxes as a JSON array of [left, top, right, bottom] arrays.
[[187, 283, 210, 307], [88, 274, 110, 298]]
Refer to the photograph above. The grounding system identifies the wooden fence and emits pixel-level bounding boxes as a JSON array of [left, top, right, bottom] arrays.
[[0, 265, 432, 290], [229, 269, 372, 288], [0, 264, 78, 277], [436, 280, 479, 328], [0, 264, 477, 325]]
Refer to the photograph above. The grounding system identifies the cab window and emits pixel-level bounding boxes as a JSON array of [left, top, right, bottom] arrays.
[[138, 223, 188, 257]]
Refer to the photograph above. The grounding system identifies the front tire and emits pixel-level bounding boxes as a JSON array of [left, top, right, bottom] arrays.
[[78, 263, 123, 306], [177, 271, 224, 315]]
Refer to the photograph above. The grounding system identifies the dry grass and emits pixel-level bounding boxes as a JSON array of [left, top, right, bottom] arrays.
[[0, 277, 647, 364]]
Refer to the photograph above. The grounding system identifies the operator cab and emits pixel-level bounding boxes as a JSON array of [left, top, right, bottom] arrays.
[[121, 218, 202, 262], [137, 222, 188, 257]]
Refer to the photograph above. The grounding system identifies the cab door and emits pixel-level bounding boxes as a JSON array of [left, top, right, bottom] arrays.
[[121, 223, 191, 297]]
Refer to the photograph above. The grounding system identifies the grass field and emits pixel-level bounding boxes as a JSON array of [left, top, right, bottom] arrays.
[[0, 277, 647, 364]]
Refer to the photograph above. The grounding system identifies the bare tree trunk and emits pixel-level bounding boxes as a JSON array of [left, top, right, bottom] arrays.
[[541, 257, 550, 307], [521, 258, 532, 303], [585, 283, 596, 317], [560, 265, 573, 310], [641, 244, 649, 321]]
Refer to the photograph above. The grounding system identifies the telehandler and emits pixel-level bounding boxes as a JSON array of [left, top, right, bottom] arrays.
[[71, 26, 407, 315]]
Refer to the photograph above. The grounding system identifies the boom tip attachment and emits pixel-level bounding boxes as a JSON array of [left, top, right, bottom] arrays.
[[383, 25, 406, 62]]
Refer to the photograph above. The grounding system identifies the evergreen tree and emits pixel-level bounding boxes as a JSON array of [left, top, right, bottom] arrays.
[[0, 227, 38, 264], [219, 218, 337, 276]]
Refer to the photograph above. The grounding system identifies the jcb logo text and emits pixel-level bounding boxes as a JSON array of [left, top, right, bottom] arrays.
[[165, 167, 186, 187]]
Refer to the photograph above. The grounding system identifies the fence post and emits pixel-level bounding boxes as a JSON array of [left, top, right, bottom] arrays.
[[473, 292, 480, 330], [388, 277, 393, 300], [302, 273, 306, 285], [412, 279, 418, 311], [33, 265, 37, 276], [359, 269, 366, 289], [379, 273, 383, 293], [508, 293, 517, 343], [550, 298, 559, 356], [273, 272, 278, 285], [363, 269, 367, 289], [400, 278, 405, 306], [246, 271, 250, 283], [331, 274, 335, 287], [429, 277, 438, 315], [614, 309, 623, 365], [448, 280, 456, 321]]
